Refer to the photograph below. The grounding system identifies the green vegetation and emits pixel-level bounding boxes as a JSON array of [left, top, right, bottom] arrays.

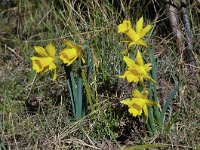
[[0, 0, 199, 149]]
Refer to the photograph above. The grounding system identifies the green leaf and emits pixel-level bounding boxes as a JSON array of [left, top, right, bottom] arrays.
[[148, 47, 161, 125], [147, 83, 156, 134], [82, 70, 94, 112], [160, 82, 182, 126], [75, 58, 83, 119], [64, 65, 76, 116]]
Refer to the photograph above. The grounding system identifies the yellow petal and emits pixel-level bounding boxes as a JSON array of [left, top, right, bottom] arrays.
[[31, 57, 43, 72], [31, 57, 54, 73], [132, 89, 143, 98], [141, 90, 149, 99], [128, 41, 136, 48], [46, 43, 56, 57], [144, 63, 152, 72], [129, 107, 141, 116], [140, 24, 152, 38], [121, 49, 129, 55], [136, 39, 147, 47], [52, 69, 57, 81], [34, 46, 48, 57], [122, 40, 131, 43], [118, 20, 132, 33], [139, 76, 144, 85], [49, 62, 56, 70], [59, 48, 78, 64], [144, 74, 156, 83], [63, 40, 76, 48], [144, 99, 158, 106], [131, 98, 146, 107], [125, 73, 140, 83], [136, 17, 144, 33], [136, 51, 144, 66], [143, 105, 148, 121], [67, 48, 78, 59], [119, 75, 125, 79], [120, 98, 133, 105], [123, 56, 136, 68], [126, 29, 140, 42], [66, 57, 77, 66]]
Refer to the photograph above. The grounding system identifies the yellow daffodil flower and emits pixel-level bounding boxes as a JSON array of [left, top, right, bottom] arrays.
[[120, 89, 160, 121], [119, 50, 155, 83], [118, 17, 152, 47], [59, 40, 85, 66], [31, 44, 57, 80]]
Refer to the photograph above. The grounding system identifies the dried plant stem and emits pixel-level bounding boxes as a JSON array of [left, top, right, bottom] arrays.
[[181, 0, 195, 65], [165, 0, 185, 62]]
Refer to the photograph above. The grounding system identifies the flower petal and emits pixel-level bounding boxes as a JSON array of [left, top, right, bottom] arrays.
[[144, 63, 152, 72], [59, 48, 78, 65], [140, 24, 152, 38], [120, 98, 133, 106], [139, 76, 144, 85], [144, 74, 156, 83], [136, 17, 144, 33], [128, 41, 136, 48], [121, 68, 140, 83], [143, 105, 148, 121], [66, 57, 78, 66], [136, 39, 147, 47], [131, 98, 146, 107], [121, 49, 129, 55], [63, 40, 76, 48], [31, 57, 54, 73], [46, 43, 56, 57], [31, 57, 43, 72], [119, 75, 125, 79], [136, 51, 144, 66], [34, 46, 48, 57], [49, 62, 56, 70], [126, 73, 139, 83], [123, 56, 136, 68], [132, 89, 143, 98], [144, 99, 158, 106], [118, 20, 132, 33], [128, 107, 142, 117], [126, 29, 140, 42], [141, 90, 149, 99], [52, 69, 57, 81]]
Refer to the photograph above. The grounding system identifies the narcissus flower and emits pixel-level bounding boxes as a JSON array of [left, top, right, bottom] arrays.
[[119, 50, 155, 83], [118, 17, 152, 47], [31, 44, 57, 80], [120, 89, 160, 121], [59, 40, 85, 66]]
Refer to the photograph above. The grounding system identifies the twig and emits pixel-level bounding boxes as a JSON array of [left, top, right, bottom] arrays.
[[181, 0, 196, 65], [165, 0, 185, 62], [6, 45, 22, 60]]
